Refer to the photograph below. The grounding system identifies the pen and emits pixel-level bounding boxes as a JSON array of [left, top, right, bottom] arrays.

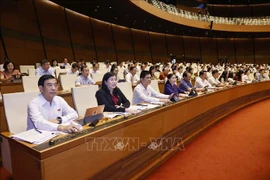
[[35, 128, 42, 134], [137, 104, 148, 107]]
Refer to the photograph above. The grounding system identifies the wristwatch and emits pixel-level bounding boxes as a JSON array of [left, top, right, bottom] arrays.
[[57, 117, 62, 124]]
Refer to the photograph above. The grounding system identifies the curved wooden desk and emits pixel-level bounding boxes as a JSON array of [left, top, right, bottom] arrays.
[[2, 81, 270, 180]]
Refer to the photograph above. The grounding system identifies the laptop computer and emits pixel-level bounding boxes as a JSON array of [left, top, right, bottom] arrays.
[[77, 105, 105, 126], [189, 87, 198, 97]]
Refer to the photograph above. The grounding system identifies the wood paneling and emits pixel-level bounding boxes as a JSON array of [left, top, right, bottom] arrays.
[[91, 19, 116, 61], [36, 0, 73, 62], [112, 25, 134, 62], [166, 34, 184, 59], [254, 38, 270, 64], [0, 0, 44, 65], [132, 29, 151, 62], [0, 37, 6, 63], [66, 9, 96, 61], [183, 36, 201, 61], [149, 32, 168, 63], [216, 38, 235, 63], [234, 38, 254, 64], [200, 37, 217, 64]]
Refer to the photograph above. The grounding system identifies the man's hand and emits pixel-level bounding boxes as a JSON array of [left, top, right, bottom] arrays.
[[57, 124, 80, 133]]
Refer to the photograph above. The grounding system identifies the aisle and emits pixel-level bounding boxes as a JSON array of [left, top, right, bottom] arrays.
[[147, 98, 270, 180]]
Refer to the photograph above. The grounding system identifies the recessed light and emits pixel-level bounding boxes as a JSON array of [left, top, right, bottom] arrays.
[[109, 7, 112, 9]]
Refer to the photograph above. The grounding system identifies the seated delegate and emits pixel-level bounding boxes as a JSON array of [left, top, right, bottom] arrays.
[[195, 70, 212, 90], [132, 71, 173, 104], [179, 71, 194, 92], [75, 66, 95, 86], [95, 72, 137, 113], [0, 60, 21, 83], [27, 75, 79, 133], [36, 59, 55, 77], [164, 74, 187, 101]]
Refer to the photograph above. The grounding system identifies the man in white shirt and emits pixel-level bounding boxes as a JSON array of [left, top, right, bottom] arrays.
[[66, 63, 79, 75], [36, 59, 55, 77], [60, 57, 71, 69], [90, 63, 101, 75], [27, 75, 79, 133], [133, 71, 173, 104], [75, 66, 95, 86], [195, 70, 212, 90], [208, 70, 224, 87], [175, 66, 184, 81], [126, 66, 140, 85], [104, 60, 111, 72], [118, 61, 127, 75]]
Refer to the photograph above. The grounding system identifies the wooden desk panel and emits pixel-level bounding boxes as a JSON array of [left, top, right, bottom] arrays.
[[2, 81, 270, 180]]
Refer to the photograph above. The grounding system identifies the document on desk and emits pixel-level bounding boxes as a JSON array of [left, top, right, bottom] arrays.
[[11, 129, 58, 144], [103, 112, 130, 119], [129, 104, 160, 111]]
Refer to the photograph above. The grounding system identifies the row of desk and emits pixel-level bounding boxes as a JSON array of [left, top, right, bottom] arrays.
[[0, 81, 168, 132], [1, 81, 270, 179]]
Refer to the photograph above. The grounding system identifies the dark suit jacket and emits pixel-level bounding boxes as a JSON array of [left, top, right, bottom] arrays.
[[95, 88, 130, 112]]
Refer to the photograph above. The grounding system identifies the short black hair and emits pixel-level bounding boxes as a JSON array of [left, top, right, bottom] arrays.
[[3, 60, 15, 72], [129, 66, 136, 72], [40, 59, 49, 65], [71, 63, 79, 69], [81, 66, 88, 72], [212, 70, 219, 75], [199, 70, 206, 76], [183, 71, 190, 78], [140, 70, 151, 79], [38, 75, 56, 87]]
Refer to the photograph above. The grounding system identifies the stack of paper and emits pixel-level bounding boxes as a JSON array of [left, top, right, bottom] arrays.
[[11, 129, 58, 144]]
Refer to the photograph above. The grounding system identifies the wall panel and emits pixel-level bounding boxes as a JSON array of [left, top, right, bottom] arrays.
[[166, 34, 184, 61], [0, 38, 5, 63], [36, 0, 73, 63], [149, 32, 168, 63], [254, 38, 270, 64], [216, 38, 235, 63], [200, 37, 217, 64], [234, 38, 254, 64], [0, 0, 44, 65], [132, 29, 152, 63], [183, 36, 200, 61], [66, 9, 96, 62], [112, 25, 134, 62], [91, 19, 116, 61]]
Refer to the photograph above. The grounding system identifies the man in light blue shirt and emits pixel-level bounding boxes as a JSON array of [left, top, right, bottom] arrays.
[[75, 66, 95, 86], [36, 59, 55, 77]]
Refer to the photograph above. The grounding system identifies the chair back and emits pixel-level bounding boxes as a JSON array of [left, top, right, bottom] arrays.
[[60, 74, 77, 90], [55, 69, 67, 79], [3, 91, 39, 134], [117, 82, 133, 103], [72, 85, 99, 116], [22, 76, 40, 92], [20, 65, 35, 74], [27, 68, 36, 76], [151, 80, 160, 93], [92, 73, 104, 82]]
